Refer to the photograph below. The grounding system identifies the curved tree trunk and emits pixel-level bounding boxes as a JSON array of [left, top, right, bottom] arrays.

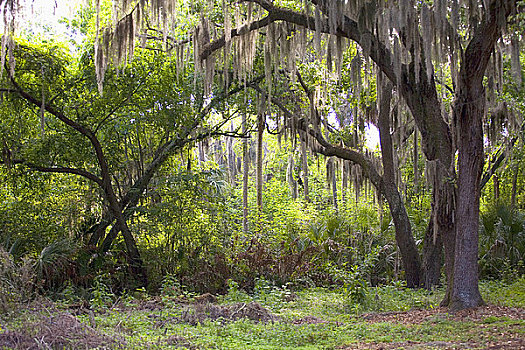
[[252, 80, 422, 287], [377, 78, 422, 288]]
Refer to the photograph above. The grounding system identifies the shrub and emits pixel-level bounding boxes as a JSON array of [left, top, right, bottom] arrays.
[[0, 247, 35, 312], [479, 202, 525, 280]]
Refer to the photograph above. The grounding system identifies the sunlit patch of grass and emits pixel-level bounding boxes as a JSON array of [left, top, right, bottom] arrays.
[[481, 275, 525, 308]]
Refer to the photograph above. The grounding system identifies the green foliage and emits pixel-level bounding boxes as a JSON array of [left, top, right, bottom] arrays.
[[221, 279, 253, 304], [481, 276, 525, 308], [2, 0, 524, 309], [479, 202, 525, 279], [90, 274, 114, 310], [34, 239, 76, 288], [160, 274, 182, 297]]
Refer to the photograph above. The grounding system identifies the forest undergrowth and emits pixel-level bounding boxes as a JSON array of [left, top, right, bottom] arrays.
[[1, 277, 524, 350]]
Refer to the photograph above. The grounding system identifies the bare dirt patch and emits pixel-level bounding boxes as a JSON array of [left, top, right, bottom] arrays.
[[344, 305, 525, 350], [361, 305, 525, 325]]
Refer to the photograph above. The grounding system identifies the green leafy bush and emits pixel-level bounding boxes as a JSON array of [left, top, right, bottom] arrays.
[[479, 202, 525, 279]]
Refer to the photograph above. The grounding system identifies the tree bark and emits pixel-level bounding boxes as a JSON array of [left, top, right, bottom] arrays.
[[377, 78, 422, 288], [301, 137, 310, 202], [413, 129, 419, 193], [243, 111, 249, 234], [331, 160, 338, 211], [436, 166, 456, 305], [449, 0, 514, 310], [256, 112, 264, 210], [511, 163, 518, 208], [493, 174, 500, 201], [422, 208, 442, 289], [451, 84, 485, 310]]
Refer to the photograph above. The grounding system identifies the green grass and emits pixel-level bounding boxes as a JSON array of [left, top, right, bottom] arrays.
[[1, 278, 524, 349], [480, 275, 525, 307]]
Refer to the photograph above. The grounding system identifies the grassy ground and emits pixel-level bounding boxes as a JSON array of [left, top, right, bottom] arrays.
[[1, 277, 524, 349]]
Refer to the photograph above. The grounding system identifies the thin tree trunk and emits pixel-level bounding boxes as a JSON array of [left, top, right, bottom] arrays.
[[256, 112, 264, 210], [377, 78, 422, 288], [287, 154, 297, 199], [277, 113, 282, 149], [105, 184, 148, 287], [301, 137, 310, 202], [413, 129, 419, 193], [332, 161, 338, 211], [493, 174, 500, 201], [342, 160, 348, 205], [243, 112, 249, 234], [227, 122, 237, 185], [511, 163, 518, 208]]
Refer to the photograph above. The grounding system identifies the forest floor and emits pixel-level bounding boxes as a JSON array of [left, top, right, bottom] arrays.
[[1, 278, 524, 349]]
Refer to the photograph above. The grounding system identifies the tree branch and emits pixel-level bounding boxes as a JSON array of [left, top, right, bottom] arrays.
[[249, 82, 383, 190], [7, 159, 103, 186]]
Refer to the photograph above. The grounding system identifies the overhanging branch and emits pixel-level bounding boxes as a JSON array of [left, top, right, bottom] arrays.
[[7, 159, 103, 186]]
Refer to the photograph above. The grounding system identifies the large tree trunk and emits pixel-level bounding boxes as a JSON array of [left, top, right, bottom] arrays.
[[435, 167, 456, 304], [449, 0, 513, 310], [377, 78, 422, 288], [451, 82, 485, 310]]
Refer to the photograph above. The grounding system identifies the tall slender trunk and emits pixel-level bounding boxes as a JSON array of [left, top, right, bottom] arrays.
[[242, 112, 249, 234], [227, 122, 237, 185], [511, 163, 518, 208], [377, 78, 422, 288], [301, 137, 310, 202], [413, 129, 419, 193], [342, 160, 348, 205], [287, 154, 297, 199], [493, 174, 500, 201], [256, 113, 264, 211], [331, 161, 338, 211]]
